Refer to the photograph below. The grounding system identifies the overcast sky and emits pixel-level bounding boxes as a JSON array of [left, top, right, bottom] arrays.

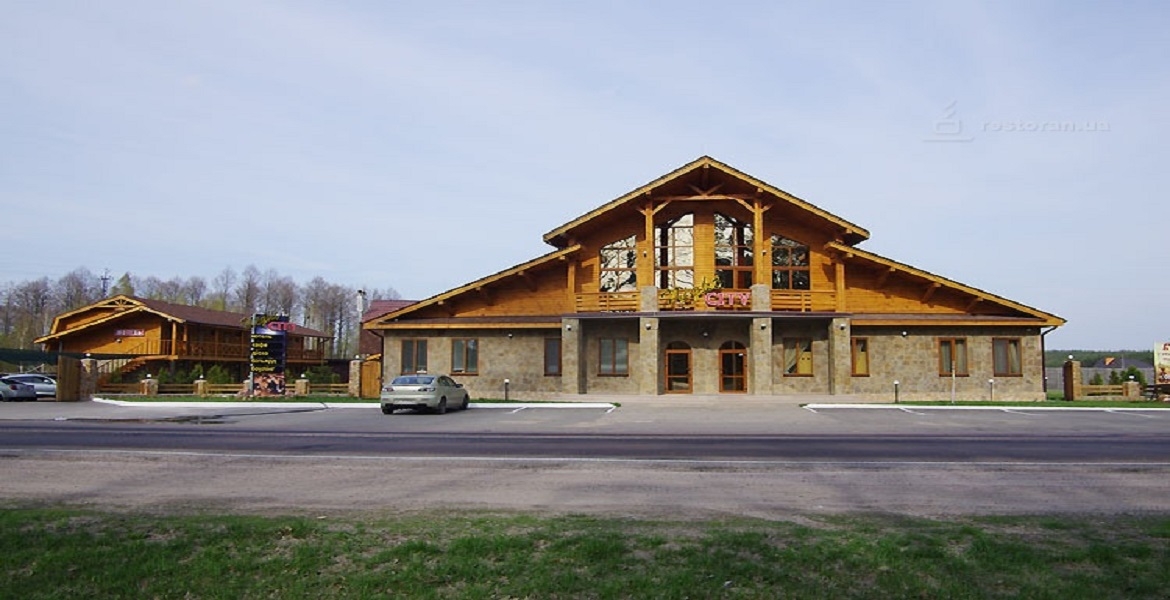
[[3, 1, 1166, 350]]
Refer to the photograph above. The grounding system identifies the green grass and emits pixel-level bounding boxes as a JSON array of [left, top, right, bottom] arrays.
[[2, 508, 1169, 599]]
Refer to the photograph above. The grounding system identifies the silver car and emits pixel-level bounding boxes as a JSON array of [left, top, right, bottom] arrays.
[[381, 374, 470, 415], [2, 374, 56, 398], [0, 377, 38, 402]]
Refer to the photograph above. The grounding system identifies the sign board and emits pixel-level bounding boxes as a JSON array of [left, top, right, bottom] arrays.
[[250, 315, 289, 396], [1156, 342, 1170, 386], [114, 329, 145, 337]]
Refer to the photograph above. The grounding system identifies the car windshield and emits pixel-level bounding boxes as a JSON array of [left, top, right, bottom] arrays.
[[392, 376, 436, 386]]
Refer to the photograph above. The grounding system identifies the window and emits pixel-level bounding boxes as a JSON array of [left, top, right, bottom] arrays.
[[401, 339, 427, 374], [599, 338, 629, 376], [784, 337, 813, 376], [851, 337, 869, 376], [655, 214, 694, 289], [939, 338, 968, 376], [544, 338, 562, 376], [599, 235, 638, 293], [452, 339, 478, 374], [993, 338, 1022, 376], [770, 234, 810, 290], [714, 213, 753, 289]]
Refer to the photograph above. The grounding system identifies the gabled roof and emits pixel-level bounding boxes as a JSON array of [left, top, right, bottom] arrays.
[[362, 299, 417, 323], [543, 155, 870, 248], [35, 295, 331, 343], [826, 242, 1065, 326], [366, 245, 581, 327]]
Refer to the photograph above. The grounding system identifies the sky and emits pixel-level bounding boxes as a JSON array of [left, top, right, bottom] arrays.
[[2, 1, 1167, 351]]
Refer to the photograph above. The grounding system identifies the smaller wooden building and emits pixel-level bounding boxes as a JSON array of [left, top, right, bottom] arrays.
[[35, 295, 331, 381]]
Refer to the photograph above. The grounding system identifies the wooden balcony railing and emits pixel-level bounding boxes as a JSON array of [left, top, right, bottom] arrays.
[[576, 292, 640, 312], [120, 340, 325, 361], [770, 290, 837, 312]]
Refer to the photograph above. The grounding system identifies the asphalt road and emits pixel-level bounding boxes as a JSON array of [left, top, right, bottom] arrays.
[[2, 400, 1169, 518]]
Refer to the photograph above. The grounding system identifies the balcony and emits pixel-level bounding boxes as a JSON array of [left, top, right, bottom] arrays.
[[119, 339, 325, 361], [575, 289, 837, 313]]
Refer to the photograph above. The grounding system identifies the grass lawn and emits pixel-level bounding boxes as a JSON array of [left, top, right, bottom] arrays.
[[2, 508, 1168, 599]]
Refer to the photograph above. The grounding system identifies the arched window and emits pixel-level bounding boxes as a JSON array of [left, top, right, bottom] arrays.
[[770, 234, 810, 290], [599, 235, 637, 292], [715, 213, 753, 289], [655, 214, 694, 289]]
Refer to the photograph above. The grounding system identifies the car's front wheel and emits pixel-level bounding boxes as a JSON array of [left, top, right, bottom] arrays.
[[381, 406, 394, 415], [460, 394, 469, 410], [435, 398, 447, 415]]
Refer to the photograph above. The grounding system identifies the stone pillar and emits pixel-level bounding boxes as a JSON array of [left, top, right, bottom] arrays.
[[1063, 360, 1082, 401], [638, 317, 660, 395], [751, 317, 773, 394], [80, 358, 98, 402], [562, 318, 584, 394], [640, 286, 659, 312], [294, 378, 310, 397], [348, 360, 362, 397], [829, 318, 851, 395], [195, 378, 209, 397], [141, 376, 158, 396], [750, 284, 771, 312]]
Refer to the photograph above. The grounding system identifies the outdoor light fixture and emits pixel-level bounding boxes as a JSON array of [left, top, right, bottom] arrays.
[[760, 322, 767, 330], [838, 323, 847, 331], [507, 332, 514, 338], [901, 331, 908, 337], [645, 323, 651, 330], [566, 324, 572, 331]]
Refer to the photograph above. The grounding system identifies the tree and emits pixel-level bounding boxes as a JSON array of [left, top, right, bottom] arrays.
[[234, 265, 262, 315], [110, 272, 135, 297]]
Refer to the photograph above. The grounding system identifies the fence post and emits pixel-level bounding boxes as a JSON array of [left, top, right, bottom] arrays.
[[141, 376, 158, 396], [1123, 380, 1141, 399], [194, 378, 209, 397], [1062, 359, 1081, 401]]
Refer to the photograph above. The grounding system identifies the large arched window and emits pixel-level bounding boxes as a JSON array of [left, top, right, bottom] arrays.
[[715, 213, 753, 289], [599, 235, 637, 292], [655, 214, 694, 289], [770, 234, 810, 290]]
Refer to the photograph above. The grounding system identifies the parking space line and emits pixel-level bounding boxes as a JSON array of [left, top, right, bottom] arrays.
[[510, 407, 527, 414], [1106, 409, 1157, 419], [1000, 409, 1039, 416], [898, 407, 928, 416]]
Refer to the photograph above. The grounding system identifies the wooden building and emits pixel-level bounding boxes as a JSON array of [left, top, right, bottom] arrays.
[[365, 156, 1064, 400], [35, 295, 331, 381]]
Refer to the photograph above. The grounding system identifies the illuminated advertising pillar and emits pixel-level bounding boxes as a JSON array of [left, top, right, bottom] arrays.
[[250, 315, 291, 397]]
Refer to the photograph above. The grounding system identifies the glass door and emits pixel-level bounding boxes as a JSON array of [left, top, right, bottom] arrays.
[[720, 341, 747, 393], [664, 342, 692, 393]]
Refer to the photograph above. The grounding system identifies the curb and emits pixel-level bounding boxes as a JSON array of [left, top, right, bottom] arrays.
[[803, 403, 1170, 411], [91, 398, 616, 410]]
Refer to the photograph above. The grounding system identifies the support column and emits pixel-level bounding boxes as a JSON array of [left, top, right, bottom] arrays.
[[1063, 359, 1082, 401], [829, 318, 851, 395], [751, 317, 773, 395], [750, 283, 771, 312], [638, 317, 660, 395], [348, 359, 362, 397], [80, 357, 98, 402], [562, 318, 584, 394]]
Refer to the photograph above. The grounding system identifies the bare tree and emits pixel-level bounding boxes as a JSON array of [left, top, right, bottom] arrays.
[[184, 276, 208, 306], [54, 268, 101, 312], [234, 265, 262, 315], [209, 267, 237, 311], [8, 278, 53, 347]]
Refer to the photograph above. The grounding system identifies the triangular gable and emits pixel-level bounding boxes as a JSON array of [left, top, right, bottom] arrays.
[[543, 156, 870, 248], [827, 242, 1065, 326], [366, 245, 581, 326], [36, 295, 332, 344]]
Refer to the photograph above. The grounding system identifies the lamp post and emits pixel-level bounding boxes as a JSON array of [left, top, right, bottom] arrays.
[[894, 380, 900, 404], [504, 378, 510, 401], [988, 378, 994, 402]]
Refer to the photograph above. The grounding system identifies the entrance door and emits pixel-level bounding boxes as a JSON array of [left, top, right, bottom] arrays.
[[664, 342, 692, 393], [719, 341, 747, 393]]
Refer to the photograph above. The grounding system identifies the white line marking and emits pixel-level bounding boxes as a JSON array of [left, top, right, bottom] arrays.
[[6, 448, 1170, 468], [898, 407, 927, 415], [1001, 409, 1038, 416], [1106, 409, 1156, 419], [510, 407, 527, 414], [803, 406, 819, 414]]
